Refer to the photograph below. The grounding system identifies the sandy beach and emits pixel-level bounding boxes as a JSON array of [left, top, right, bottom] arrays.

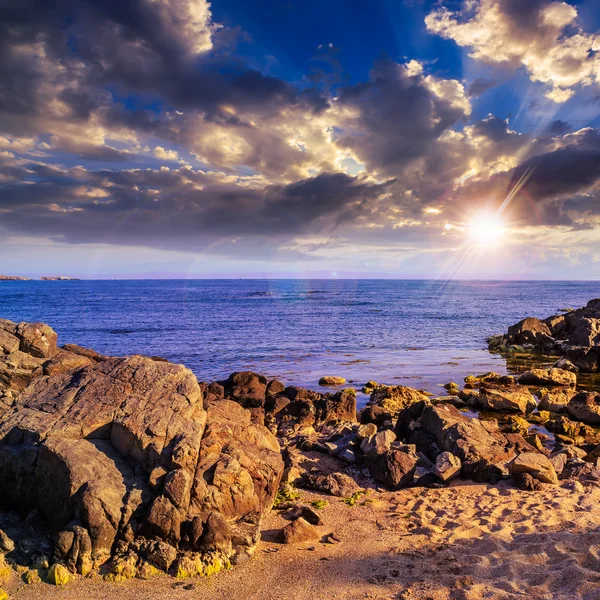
[[6, 480, 600, 600]]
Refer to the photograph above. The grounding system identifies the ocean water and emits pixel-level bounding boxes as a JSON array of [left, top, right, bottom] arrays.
[[2, 280, 600, 404]]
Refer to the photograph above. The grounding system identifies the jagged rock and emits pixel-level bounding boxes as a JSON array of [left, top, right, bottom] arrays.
[[318, 376, 346, 386], [506, 318, 551, 345], [360, 429, 396, 457], [0, 331, 19, 355], [360, 385, 429, 426], [356, 423, 377, 439], [567, 391, 600, 425], [510, 452, 558, 485], [518, 368, 576, 388], [281, 517, 319, 544], [537, 387, 577, 413], [366, 450, 417, 490], [435, 452, 461, 482], [516, 472, 544, 491], [0, 333, 284, 575], [503, 415, 530, 436], [553, 358, 578, 373], [12, 322, 58, 359], [395, 402, 514, 483], [479, 384, 536, 414]]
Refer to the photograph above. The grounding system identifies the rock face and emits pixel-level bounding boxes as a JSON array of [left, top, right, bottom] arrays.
[[360, 385, 429, 426], [0, 323, 284, 577], [494, 299, 600, 372], [479, 384, 536, 414], [395, 402, 515, 482], [537, 387, 577, 413]]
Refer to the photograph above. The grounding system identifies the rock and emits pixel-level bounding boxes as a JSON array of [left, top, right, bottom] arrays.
[[281, 518, 319, 544], [537, 387, 577, 413], [503, 415, 530, 436], [360, 385, 429, 426], [0, 556, 12, 585], [549, 453, 568, 474], [507, 317, 551, 345], [518, 368, 576, 387], [360, 429, 396, 457], [435, 452, 461, 482], [281, 467, 301, 484], [47, 563, 70, 586], [23, 570, 40, 584], [14, 322, 58, 359], [510, 452, 558, 485], [287, 506, 323, 526], [221, 372, 267, 408], [43, 349, 94, 376], [517, 472, 544, 491], [337, 448, 356, 464], [567, 391, 600, 425], [553, 358, 579, 373], [0, 589, 7, 600], [318, 376, 346, 386], [464, 372, 514, 388], [0, 334, 284, 574], [301, 472, 360, 497], [0, 530, 14, 554], [0, 331, 19, 355], [366, 450, 416, 490], [396, 402, 514, 483], [356, 423, 377, 439], [479, 384, 536, 414]]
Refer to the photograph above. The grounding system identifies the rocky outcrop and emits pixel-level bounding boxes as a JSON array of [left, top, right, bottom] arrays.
[[0, 322, 284, 580], [395, 402, 515, 482], [492, 299, 600, 372], [360, 385, 429, 426], [517, 368, 576, 388]]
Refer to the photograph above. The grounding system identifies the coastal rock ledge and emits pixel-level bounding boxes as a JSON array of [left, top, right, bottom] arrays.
[[0, 319, 283, 581]]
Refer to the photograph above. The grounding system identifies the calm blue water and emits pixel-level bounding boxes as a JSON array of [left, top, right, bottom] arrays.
[[1, 280, 600, 401]]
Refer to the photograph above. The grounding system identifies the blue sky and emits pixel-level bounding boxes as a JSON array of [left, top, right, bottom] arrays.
[[1, 0, 600, 278]]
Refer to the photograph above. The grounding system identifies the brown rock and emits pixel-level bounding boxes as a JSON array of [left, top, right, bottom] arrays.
[[518, 368, 576, 388], [567, 391, 600, 425], [366, 449, 417, 490], [0, 331, 19, 355], [281, 517, 319, 544], [537, 387, 577, 413], [510, 452, 558, 484], [479, 384, 536, 414], [360, 385, 429, 426], [15, 322, 58, 358]]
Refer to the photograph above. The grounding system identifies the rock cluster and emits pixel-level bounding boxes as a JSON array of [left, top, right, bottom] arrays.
[[0, 319, 283, 584], [490, 299, 600, 372]]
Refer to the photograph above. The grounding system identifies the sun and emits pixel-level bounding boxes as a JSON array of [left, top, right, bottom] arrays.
[[468, 213, 505, 247]]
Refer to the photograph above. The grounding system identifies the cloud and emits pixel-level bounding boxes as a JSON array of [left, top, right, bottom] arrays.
[[426, 0, 600, 102]]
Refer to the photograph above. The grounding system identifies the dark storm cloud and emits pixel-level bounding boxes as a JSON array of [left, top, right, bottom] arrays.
[[335, 59, 470, 176], [0, 157, 392, 252]]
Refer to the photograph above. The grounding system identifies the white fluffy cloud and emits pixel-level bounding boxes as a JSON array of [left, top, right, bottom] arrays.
[[426, 0, 600, 102]]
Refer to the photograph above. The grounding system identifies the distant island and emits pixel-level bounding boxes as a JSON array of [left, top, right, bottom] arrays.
[[0, 275, 80, 281], [40, 276, 81, 281]]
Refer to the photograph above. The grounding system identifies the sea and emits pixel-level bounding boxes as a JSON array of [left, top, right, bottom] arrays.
[[2, 279, 600, 406]]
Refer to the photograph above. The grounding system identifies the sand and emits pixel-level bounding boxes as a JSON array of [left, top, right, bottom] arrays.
[[6, 480, 600, 600]]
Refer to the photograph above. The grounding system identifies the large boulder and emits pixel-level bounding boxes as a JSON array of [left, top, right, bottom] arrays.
[[479, 384, 536, 414], [366, 449, 417, 490], [395, 402, 514, 482], [360, 385, 429, 426], [0, 351, 283, 573], [567, 391, 600, 425]]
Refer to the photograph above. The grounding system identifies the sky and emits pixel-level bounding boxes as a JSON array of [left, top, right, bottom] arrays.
[[1, 0, 600, 279]]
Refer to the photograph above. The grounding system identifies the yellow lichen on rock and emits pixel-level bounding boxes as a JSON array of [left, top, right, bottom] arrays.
[[47, 564, 70, 586], [0, 556, 12, 585], [0, 587, 8, 600]]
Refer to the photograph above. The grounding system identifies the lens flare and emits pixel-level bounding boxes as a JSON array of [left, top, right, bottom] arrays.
[[468, 213, 505, 247]]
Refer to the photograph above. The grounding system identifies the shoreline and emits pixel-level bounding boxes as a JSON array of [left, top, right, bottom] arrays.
[[2, 304, 600, 599]]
